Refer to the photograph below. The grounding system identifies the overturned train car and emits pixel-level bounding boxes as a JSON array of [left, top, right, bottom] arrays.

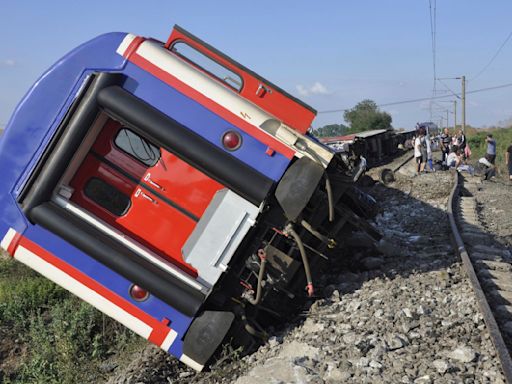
[[0, 26, 377, 370]]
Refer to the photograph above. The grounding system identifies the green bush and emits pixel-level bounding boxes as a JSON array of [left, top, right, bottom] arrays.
[[0, 260, 67, 333], [17, 297, 141, 383], [0, 258, 141, 383], [467, 132, 486, 150], [467, 127, 512, 177], [19, 299, 102, 383]]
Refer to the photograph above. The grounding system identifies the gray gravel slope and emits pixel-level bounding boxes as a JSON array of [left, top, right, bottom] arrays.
[[108, 170, 506, 384]]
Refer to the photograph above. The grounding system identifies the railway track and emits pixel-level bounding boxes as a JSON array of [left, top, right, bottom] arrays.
[[449, 172, 512, 382], [108, 156, 508, 383]]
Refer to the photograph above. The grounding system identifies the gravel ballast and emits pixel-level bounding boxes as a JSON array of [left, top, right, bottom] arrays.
[[108, 165, 506, 383]]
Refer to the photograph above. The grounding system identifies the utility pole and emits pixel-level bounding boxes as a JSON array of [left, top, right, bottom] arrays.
[[446, 110, 449, 130], [461, 75, 466, 133], [436, 76, 465, 131], [453, 100, 457, 132]]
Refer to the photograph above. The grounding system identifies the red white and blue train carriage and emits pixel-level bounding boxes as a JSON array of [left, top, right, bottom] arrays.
[[0, 26, 373, 370]]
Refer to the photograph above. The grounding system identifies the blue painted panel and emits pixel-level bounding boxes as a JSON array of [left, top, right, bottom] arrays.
[[123, 62, 291, 182], [24, 224, 193, 339], [0, 33, 128, 234]]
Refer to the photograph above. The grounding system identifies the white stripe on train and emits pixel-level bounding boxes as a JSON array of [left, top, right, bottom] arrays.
[[180, 354, 204, 372], [14, 244, 154, 339], [10, 239, 182, 355], [116, 36, 333, 167], [3, 231, 205, 369], [0, 227, 16, 251], [116, 33, 137, 56]]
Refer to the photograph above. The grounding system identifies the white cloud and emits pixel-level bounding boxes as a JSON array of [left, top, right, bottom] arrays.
[[310, 82, 330, 95], [296, 84, 309, 97], [296, 82, 331, 97], [0, 59, 17, 67]]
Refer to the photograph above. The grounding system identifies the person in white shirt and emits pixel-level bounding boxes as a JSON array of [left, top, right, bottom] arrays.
[[414, 135, 421, 174], [414, 129, 427, 174], [446, 147, 461, 168]]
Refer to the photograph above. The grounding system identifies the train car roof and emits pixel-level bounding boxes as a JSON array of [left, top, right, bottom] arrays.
[[318, 134, 357, 144], [354, 129, 389, 138], [319, 128, 397, 144], [396, 128, 416, 134]]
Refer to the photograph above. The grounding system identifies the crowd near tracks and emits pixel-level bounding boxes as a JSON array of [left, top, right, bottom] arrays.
[[449, 172, 512, 382]]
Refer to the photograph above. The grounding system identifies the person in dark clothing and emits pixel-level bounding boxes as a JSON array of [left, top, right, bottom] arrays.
[[485, 134, 497, 164], [506, 143, 512, 181], [456, 129, 466, 150], [440, 128, 451, 163]]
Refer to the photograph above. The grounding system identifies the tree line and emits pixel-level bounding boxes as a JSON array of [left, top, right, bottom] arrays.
[[313, 99, 392, 137]]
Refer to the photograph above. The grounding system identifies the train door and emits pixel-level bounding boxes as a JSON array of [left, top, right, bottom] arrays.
[[68, 119, 224, 276]]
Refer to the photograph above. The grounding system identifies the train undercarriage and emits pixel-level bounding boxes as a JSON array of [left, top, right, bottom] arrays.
[[186, 154, 382, 365]]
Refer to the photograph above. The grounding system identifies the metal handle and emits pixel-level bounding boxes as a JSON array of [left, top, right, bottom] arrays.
[[135, 188, 158, 204], [256, 84, 272, 97], [144, 173, 165, 191]]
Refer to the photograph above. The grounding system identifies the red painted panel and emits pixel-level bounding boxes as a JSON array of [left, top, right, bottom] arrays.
[[91, 119, 224, 219], [144, 151, 224, 218], [129, 52, 295, 159], [69, 117, 233, 276], [69, 154, 198, 277], [164, 26, 316, 134]]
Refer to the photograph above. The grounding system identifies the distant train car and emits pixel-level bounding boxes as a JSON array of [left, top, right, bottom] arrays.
[[0, 26, 374, 370], [417, 122, 440, 137], [319, 128, 408, 168]]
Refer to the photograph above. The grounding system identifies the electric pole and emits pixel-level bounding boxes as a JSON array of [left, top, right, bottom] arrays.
[[453, 100, 457, 132], [436, 76, 464, 132], [446, 110, 449, 130], [461, 75, 466, 133]]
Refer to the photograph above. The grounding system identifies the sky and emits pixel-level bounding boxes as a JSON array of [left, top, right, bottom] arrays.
[[1, 1, 512, 131]]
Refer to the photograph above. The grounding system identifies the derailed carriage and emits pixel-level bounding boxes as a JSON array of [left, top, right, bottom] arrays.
[[0, 26, 378, 370]]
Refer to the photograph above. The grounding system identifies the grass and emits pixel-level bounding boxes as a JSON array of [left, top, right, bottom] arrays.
[[0, 257, 142, 384], [464, 126, 512, 178]]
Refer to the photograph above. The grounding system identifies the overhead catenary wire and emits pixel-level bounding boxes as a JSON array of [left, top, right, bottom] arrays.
[[317, 81, 512, 114], [428, 0, 437, 119], [436, 78, 461, 100], [471, 30, 512, 81], [432, 101, 453, 111]]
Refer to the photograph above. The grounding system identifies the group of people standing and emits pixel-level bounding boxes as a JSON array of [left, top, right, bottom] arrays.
[[440, 128, 467, 169], [479, 134, 512, 181], [413, 127, 468, 174], [413, 127, 512, 181]]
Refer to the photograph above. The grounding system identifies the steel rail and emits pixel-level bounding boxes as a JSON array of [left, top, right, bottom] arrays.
[[393, 153, 414, 172], [447, 171, 512, 383]]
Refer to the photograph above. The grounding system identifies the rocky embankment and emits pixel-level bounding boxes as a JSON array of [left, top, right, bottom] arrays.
[[109, 162, 506, 383]]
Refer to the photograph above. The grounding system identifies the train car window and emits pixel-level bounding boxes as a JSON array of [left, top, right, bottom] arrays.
[[172, 42, 243, 91], [114, 129, 160, 167], [84, 178, 131, 216]]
